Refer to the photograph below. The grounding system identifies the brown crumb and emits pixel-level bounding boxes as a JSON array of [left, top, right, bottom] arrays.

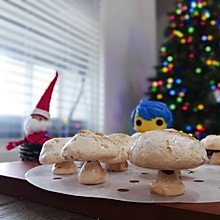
[[167, 146, 172, 153], [101, 144, 109, 148], [167, 129, 196, 141], [95, 132, 104, 136]]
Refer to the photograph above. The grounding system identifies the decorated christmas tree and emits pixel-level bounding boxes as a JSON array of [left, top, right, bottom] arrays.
[[147, 0, 220, 139]]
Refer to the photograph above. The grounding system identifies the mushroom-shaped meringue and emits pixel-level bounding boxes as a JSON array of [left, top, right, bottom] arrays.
[[200, 135, 220, 164], [39, 137, 78, 175], [61, 129, 120, 185], [99, 133, 131, 172], [128, 129, 208, 196]]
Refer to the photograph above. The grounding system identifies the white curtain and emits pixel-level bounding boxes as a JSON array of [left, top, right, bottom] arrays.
[[0, 0, 104, 142]]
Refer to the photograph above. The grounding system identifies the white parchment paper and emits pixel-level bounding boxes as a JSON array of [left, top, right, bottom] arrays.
[[25, 162, 220, 203]]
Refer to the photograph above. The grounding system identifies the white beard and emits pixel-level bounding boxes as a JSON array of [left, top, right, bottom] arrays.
[[24, 117, 51, 135]]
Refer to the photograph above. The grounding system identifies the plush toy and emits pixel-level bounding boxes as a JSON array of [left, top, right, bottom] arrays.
[[131, 98, 173, 132], [6, 72, 58, 161]]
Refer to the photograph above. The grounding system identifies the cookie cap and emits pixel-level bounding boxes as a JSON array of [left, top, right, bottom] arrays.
[[200, 135, 220, 151], [100, 133, 131, 164], [39, 137, 71, 164], [61, 129, 120, 161], [128, 129, 208, 170]]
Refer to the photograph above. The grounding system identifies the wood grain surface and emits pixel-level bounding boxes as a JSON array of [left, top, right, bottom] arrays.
[[0, 194, 96, 220]]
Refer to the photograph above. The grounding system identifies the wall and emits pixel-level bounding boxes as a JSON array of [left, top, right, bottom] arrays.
[[102, 0, 157, 135]]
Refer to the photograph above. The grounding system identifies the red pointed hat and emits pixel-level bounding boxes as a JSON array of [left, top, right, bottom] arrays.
[[31, 71, 58, 120]]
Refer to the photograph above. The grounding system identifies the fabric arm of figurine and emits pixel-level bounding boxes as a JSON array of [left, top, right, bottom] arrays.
[[6, 139, 26, 150], [38, 136, 53, 146]]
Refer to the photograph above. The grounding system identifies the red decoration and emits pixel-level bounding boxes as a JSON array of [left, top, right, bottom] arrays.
[[189, 53, 195, 58]]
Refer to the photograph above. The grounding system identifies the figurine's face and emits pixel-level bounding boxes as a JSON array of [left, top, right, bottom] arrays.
[[32, 115, 47, 121], [134, 113, 167, 132]]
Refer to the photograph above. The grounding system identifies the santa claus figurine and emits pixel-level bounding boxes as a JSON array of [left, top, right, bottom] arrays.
[[6, 71, 58, 161]]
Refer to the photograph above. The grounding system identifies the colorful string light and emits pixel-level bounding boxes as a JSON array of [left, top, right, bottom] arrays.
[[169, 103, 176, 110], [205, 46, 212, 52], [195, 67, 202, 74], [149, 0, 220, 139], [206, 60, 220, 66], [197, 104, 204, 110], [156, 93, 163, 100]]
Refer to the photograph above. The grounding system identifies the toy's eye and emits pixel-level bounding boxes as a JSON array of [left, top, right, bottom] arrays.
[[136, 119, 142, 126], [156, 119, 163, 126]]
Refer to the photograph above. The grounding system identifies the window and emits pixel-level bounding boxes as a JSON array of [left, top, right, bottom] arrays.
[[0, 0, 104, 145]]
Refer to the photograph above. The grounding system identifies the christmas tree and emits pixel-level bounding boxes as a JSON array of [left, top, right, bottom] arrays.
[[147, 0, 220, 139]]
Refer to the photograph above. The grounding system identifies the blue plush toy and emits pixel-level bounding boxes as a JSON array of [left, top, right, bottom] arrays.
[[131, 98, 173, 132]]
